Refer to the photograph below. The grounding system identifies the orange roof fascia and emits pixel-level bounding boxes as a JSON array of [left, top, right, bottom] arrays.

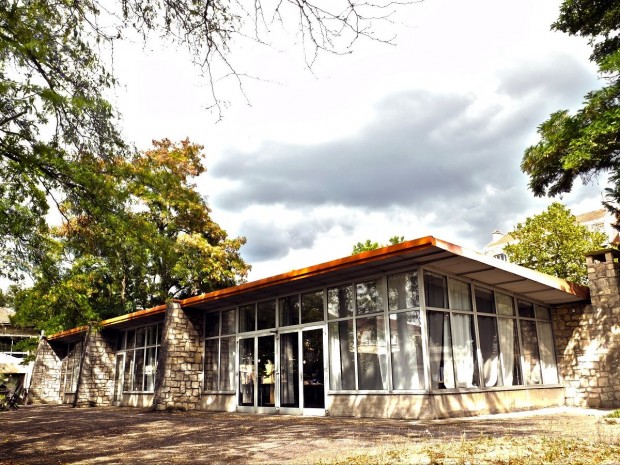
[[46, 303, 170, 341], [46, 325, 89, 341], [98, 303, 168, 328], [180, 236, 438, 307]]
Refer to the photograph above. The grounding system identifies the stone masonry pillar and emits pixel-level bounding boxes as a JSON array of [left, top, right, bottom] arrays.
[[74, 328, 116, 407], [153, 301, 203, 411], [29, 337, 63, 404], [554, 249, 620, 408]]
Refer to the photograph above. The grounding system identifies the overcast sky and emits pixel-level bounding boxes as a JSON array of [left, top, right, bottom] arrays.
[[113, 0, 607, 281]]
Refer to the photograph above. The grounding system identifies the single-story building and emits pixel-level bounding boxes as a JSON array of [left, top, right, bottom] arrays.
[[28, 236, 620, 418]]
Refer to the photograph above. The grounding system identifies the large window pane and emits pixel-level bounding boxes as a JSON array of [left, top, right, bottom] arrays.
[[221, 310, 236, 335], [146, 325, 158, 346], [302, 290, 324, 323], [388, 271, 419, 311], [257, 300, 276, 330], [538, 322, 558, 384], [427, 311, 454, 389], [535, 305, 551, 320], [496, 293, 514, 316], [126, 330, 136, 350], [123, 350, 133, 391], [144, 347, 157, 391], [220, 336, 236, 391], [239, 338, 255, 406], [424, 272, 448, 308], [280, 332, 299, 408], [279, 295, 299, 327], [239, 304, 255, 332], [327, 285, 354, 319], [390, 311, 424, 389], [477, 316, 500, 387], [205, 312, 219, 337], [474, 287, 495, 314], [356, 280, 384, 315], [498, 318, 522, 386], [449, 279, 472, 311], [356, 316, 388, 390], [328, 320, 355, 390], [135, 327, 146, 348], [518, 300, 535, 318], [452, 314, 478, 388], [520, 320, 542, 384], [133, 347, 145, 391], [204, 338, 218, 391]]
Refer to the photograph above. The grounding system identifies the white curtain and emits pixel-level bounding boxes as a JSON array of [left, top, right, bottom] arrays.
[[427, 312, 454, 389], [448, 279, 472, 311], [478, 317, 499, 387], [498, 318, 515, 385], [496, 293, 514, 316], [538, 322, 559, 384], [390, 312, 422, 389], [328, 323, 342, 390], [442, 317, 455, 388], [452, 314, 475, 388]]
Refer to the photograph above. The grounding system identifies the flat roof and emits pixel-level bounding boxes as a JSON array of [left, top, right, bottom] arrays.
[[47, 236, 589, 341], [181, 236, 589, 311]]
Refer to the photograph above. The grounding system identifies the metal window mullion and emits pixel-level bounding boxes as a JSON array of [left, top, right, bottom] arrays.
[[471, 285, 484, 389], [418, 267, 432, 392], [514, 296, 527, 386], [382, 274, 393, 392]]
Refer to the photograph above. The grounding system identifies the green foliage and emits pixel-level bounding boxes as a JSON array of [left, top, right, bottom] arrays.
[[0, 0, 402, 281], [521, 1, 620, 226], [11, 139, 250, 334], [606, 409, 620, 418], [352, 236, 405, 255], [352, 239, 380, 254], [504, 203, 607, 284]]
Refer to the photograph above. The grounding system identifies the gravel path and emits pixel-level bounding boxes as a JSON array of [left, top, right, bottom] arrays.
[[0, 405, 616, 464]]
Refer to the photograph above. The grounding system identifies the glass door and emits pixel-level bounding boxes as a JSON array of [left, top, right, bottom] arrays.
[[237, 335, 276, 413], [257, 335, 276, 412], [279, 327, 326, 415], [279, 332, 300, 413], [238, 338, 255, 410], [302, 328, 325, 414], [112, 353, 124, 405]]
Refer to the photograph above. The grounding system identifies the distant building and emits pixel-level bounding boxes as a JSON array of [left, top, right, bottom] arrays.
[[0, 307, 39, 390], [483, 209, 619, 261]]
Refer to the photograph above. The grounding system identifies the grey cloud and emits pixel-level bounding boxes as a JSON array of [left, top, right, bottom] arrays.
[[239, 217, 338, 262], [212, 56, 602, 258], [213, 91, 520, 212], [497, 53, 598, 102]]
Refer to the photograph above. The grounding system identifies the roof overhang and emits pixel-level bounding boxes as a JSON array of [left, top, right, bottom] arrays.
[[46, 236, 590, 341], [47, 304, 167, 342], [181, 236, 589, 311]]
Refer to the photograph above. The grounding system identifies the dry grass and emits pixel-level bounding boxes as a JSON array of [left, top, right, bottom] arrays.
[[317, 421, 620, 465]]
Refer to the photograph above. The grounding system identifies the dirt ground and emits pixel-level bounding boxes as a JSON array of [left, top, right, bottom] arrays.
[[0, 405, 618, 464]]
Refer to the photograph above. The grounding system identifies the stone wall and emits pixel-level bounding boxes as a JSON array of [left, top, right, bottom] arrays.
[[28, 338, 62, 404], [553, 250, 620, 408], [153, 302, 203, 411], [74, 328, 116, 407]]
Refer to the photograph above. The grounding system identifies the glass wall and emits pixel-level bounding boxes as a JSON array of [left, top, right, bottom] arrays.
[[202, 265, 560, 397], [117, 323, 162, 392], [204, 309, 236, 392], [60, 341, 83, 393], [328, 278, 390, 391]]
